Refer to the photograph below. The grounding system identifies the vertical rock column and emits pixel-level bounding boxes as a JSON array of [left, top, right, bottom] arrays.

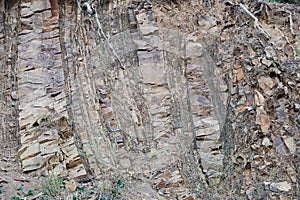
[[129, 1, 195, 198], [134, 0, 175, 163], [92, 0, 156, 174], [0, 2, 20, 153], [59, 0, 119, 179], [162, 28, 203, 198], [17, 0, 69, 176], [58, 0, 93, 180], [0, 9, 4, 142], [185, 35, 224, 186], [160, 10, 225, 196]]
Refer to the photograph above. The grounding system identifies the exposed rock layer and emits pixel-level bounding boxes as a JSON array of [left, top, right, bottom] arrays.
[[0, 0, 299, 199]]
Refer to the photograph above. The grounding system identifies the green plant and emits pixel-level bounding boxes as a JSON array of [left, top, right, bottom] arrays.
[[87, 189, 94, 194], [17, 156, 23, 169], [77, 185, 85, 192], [27, 189, 34, 195], [12, 195, 20, 200], [12, 186, 37, 200], [39, 198, 49, 200], [38, 115, 53, 127], [97, 175, 125, 199], [116, 179, 124, 189], [40, 115, 50, 123], [73, 192, 81, 200], [24, 131, 32, 136], [12, 195, 26, 200], [43, 190, 48, 195]]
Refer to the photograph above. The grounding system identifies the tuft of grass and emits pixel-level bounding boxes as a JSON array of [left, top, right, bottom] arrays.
[[17, 156, 23, 169], [43, 174, 65, 197], [96, 175, 125, 199]]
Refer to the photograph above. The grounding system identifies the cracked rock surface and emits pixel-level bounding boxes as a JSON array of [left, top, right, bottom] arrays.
[[0, 0, 299, 199]]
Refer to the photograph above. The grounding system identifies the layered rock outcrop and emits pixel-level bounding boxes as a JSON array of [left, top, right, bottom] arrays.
[[0, 0, 299, 199]]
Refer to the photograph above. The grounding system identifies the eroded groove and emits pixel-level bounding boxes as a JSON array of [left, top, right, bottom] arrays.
[[1, 0, 20, 153]]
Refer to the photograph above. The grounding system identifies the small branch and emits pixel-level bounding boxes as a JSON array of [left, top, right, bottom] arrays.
[[77, 1, 126, 69], [77, 0, 82, 10], [93, 5, 125, 69], [287, 11, 295, 36], [239, 3, 271, 39], [253, 3, 264, 15], [275, 26, 290, 44], [83, 2, 94, 18]]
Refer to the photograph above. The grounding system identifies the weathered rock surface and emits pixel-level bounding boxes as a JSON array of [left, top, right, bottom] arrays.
[[0, 0, 299, 199]]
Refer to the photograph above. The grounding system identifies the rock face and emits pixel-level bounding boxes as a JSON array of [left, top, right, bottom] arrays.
[[0, 0, 299, 199]]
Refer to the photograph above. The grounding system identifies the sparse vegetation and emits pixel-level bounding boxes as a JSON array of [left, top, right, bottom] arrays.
[[40, 115, 50, 123], [43, 174, 65, 197], [72, 192, 80, 200], [38, 115, 52, 127], [96, 175, 125, 199], [11, 186, 34, 200], [27, 189, 34, 195], [34, 173, 127, 199]]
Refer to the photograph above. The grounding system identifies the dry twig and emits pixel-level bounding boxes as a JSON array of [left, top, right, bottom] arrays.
[[239, 3, 271, 39], [275, 26, 290, 44], [77, 0, 125, 69], [93, 6, 125, 69], [287, 11, 295, 36]]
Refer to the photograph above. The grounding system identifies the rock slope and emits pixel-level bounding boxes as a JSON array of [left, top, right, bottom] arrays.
[[0, 0, 299, 199]]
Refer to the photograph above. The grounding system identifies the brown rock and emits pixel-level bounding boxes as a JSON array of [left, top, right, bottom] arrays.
[[65, 180, 77, 192], [256, 106, 270, 133], [258, 76, 274, 96], [234, 67, 244, 83]]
